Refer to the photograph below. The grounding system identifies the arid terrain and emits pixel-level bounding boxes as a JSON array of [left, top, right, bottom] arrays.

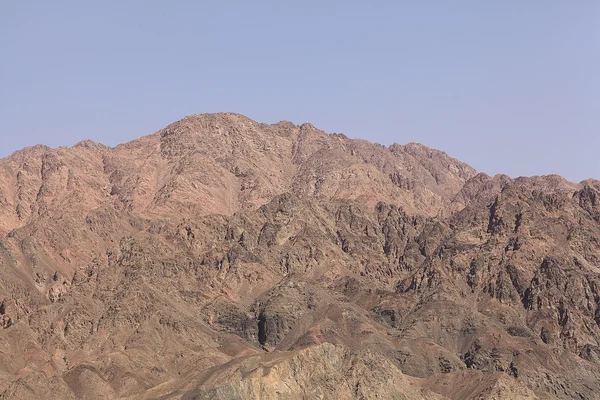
[[1, 113, 599, 399]]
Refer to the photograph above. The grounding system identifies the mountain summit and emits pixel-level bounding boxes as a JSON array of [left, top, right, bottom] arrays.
[[0, 113, 599, 399]]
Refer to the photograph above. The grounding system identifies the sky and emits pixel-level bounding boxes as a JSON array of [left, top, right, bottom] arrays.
[[1, 1, 598, 181]]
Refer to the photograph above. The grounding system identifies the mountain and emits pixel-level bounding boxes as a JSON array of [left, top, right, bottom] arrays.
[[0, 113, 599, 399]]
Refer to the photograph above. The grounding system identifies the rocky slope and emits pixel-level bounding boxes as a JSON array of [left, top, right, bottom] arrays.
[[0, 113, 599, 399]]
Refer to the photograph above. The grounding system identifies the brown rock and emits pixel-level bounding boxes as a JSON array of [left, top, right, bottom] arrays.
[[0, 113, 598, 399]]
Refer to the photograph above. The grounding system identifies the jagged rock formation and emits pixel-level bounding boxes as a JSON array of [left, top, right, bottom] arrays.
[[0, 113, 599, 399]]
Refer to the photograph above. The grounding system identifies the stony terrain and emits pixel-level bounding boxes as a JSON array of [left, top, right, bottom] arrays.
[[0, 112, 599, 399]]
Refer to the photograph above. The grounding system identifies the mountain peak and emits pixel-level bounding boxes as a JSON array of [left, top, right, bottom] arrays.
[[0, 113, 598, 400], [73, 139, 111, 152], [7, 143, 50, 160]]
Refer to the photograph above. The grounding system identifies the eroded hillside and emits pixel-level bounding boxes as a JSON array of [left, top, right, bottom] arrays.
[[1, 113, 599, 399]]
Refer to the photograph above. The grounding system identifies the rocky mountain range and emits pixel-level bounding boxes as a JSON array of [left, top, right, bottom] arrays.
[[0, 112, 599, 399]]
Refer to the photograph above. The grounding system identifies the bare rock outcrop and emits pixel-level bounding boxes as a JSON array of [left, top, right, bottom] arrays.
[[0, 113, 598, 399]]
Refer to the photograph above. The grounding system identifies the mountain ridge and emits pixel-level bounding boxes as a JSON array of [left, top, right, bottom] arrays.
[[1, 113, 600, 399]]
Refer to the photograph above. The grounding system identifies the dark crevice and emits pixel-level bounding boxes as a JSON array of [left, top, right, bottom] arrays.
[[258, 314, 267, 345]]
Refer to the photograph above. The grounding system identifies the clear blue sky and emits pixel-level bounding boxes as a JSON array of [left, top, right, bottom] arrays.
[[1, 2, 598, 181]]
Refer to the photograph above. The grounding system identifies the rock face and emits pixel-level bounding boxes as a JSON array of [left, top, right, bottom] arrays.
[[0, 112, 599, 399]]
